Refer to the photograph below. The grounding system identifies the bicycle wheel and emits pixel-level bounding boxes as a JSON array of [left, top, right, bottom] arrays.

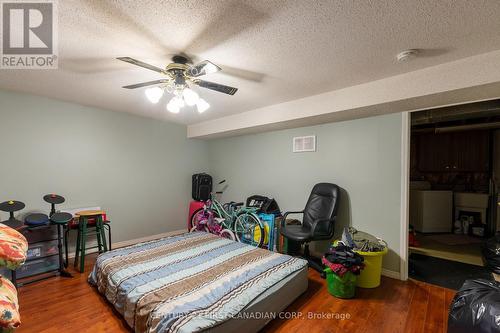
[[219, 229, 236, 241], [190, 209, 212, 232], [190, 208, 204, 230], [234, 213, 265, 247], [190, 225, 209, 233]]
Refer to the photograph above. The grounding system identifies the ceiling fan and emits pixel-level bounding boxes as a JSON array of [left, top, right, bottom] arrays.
[[118, 55, 238, 114]]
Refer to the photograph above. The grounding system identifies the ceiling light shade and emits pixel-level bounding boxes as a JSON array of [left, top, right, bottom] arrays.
[[182, 88, 199, 106], [145, 87, 163, 104], [172, 96, 185, 108], [196, 98, 210, 113], [166, 99, 180, 113]]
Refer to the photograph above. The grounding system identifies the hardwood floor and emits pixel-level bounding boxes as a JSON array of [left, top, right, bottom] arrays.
[[17, 254, 455, 333]]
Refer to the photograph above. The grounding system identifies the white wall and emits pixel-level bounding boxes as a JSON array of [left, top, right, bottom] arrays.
[[0, 90, 209, 242], [208, 113, 403, 272]]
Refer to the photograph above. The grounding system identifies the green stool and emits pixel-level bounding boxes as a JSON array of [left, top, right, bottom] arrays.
[[74, 210, 108, 273]]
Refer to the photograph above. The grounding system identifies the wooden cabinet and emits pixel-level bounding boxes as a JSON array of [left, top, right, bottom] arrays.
[[415, 131, 489, 172]]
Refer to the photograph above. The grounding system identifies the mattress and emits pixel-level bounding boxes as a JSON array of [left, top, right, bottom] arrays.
[[89, 232, 308, 333], [212, 266, 308, 333]]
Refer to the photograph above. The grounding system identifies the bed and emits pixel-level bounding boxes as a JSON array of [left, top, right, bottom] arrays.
[[89, 232, 308, 333]]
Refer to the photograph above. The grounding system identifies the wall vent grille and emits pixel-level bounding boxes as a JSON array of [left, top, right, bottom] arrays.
[[293, 135, 316, 152]]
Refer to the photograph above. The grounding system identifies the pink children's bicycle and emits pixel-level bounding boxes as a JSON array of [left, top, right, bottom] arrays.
[[189, 201, 236, 240]]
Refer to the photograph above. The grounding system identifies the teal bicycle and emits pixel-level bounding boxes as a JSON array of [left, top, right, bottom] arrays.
[[190, 180, 265, 247]]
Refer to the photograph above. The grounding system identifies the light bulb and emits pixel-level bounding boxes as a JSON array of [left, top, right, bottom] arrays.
[[172, 96, 185, 108], [167, 96, 185, 113], [145, 87, 163, 104], [196, 98, 210, 113], [167, 99, 180, 113], [182, 88, 199, 106]]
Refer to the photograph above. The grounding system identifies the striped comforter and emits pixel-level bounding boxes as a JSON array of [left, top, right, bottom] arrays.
[[89, 232, 307, 333]]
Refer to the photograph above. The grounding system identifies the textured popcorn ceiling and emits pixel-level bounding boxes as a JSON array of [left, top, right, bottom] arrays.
[[1, 0, 500, 125]]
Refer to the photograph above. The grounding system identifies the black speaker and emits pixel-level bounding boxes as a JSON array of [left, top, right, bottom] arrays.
[[192, 173, 212, 201]]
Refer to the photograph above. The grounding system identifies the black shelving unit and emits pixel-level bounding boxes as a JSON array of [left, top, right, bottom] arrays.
[[9, 224, 63, 287]]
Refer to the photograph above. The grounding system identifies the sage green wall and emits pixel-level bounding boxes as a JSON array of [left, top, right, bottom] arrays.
[[208, 113, 403, 272], [0, 89, 403, 272], [0, 90, 208, 243]]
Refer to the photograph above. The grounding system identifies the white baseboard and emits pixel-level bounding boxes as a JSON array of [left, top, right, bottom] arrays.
[[112, 229, 186, 248], [67, 229, 186, 259], [382, 268, 401, 280]]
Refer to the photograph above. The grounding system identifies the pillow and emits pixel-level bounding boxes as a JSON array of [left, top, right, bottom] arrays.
[[0, 275, 20, 330], [0, 224, 28, 270]]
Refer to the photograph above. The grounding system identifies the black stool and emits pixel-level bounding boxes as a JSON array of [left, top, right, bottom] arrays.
[[50, 212, 73, 278], [43, 193, 73, 277]]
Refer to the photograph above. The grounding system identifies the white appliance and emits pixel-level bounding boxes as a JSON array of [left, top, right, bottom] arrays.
[[410, 190, 453, 233], [454, 192, 489, 224]]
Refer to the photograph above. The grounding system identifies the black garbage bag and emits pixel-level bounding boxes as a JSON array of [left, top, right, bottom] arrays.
[[482, 234, 500, 274], [448, 279, 500, 333]]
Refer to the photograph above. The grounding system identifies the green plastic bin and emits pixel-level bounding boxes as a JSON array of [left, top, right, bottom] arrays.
[[324, 267, 357, 299]]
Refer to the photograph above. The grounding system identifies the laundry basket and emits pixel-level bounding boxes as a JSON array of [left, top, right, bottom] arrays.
[[324, 268, 357, 298], [354, 247, 388, 288]]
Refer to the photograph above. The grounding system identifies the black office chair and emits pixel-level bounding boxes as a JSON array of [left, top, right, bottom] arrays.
[[280, 183, 340, 276]]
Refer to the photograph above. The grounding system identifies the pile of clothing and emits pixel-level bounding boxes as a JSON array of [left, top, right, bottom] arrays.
[[341, 227, 387, 252], [322, 243, 365, 277]]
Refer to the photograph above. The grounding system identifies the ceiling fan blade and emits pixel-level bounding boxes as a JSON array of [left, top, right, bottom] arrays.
[[181, 54, 265, 83], [188, 60, 221, 77], [195, 80, 238, 95], [184, 1, 269, 54], [117, 57, 166, 74], [218, 65, 266, 83], [122, 79, 169, 89], [60, 57, 129, 74], [82, 1, 173, 55]]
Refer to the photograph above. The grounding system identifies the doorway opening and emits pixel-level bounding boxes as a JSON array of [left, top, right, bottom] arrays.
[[408, 99, 500, 289]]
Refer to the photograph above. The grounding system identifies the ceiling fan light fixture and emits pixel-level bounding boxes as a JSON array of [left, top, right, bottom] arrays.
[[196, 98, 210, 113], [167, 98, 180, 113], [172, 96, 185, 108], [145, 87, 164, 104], [183, 88, 199, 106], [118, 56, 237, 115]]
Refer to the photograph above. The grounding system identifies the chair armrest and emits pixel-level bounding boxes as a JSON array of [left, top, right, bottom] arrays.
[[309, 217, 336, 238], [281, 211, 304, 228]]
